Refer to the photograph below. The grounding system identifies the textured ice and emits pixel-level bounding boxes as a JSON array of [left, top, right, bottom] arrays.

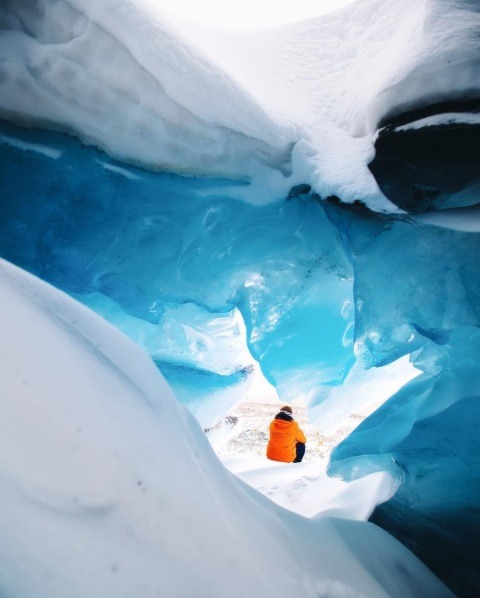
[[321, 201, 480, 369], [0, 121, 354, 425], [324, 204, 480, 594], [329, 326, 480, 595]]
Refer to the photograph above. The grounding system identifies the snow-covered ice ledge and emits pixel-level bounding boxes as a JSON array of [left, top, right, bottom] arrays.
[[2, 0, 480, 211]]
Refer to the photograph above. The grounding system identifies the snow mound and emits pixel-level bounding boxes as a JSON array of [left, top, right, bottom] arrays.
[[2, 0, 479, 210]]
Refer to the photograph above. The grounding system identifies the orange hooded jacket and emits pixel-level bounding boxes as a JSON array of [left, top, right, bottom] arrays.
[[266, 417, 306, 463]]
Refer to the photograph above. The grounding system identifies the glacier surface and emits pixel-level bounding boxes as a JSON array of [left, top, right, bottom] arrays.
[[1, 0, 480, 595]]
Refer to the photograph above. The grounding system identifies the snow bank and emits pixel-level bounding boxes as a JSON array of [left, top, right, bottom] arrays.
[[0, 0, 294, 203], [224, 456, 399, 520], [394, 112, 480, 131], [0, 258, 452, 597], [1, 0, 479, 210]]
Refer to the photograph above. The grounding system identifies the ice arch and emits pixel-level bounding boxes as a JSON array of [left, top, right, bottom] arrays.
[[0, 121, 354, 423]]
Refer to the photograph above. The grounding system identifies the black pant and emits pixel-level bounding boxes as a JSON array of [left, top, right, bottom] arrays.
[[294, 442, 305, 463]]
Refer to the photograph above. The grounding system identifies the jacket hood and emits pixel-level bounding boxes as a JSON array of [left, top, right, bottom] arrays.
[[275, 411, 293, 422], [272, 419, 295, 429]]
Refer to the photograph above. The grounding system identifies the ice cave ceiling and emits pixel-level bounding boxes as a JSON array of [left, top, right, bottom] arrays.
[[1, 0, 480, 595]]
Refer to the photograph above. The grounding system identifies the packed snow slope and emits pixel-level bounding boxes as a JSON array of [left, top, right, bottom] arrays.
[[1, 0, 480, 596], [0, 259, 453, 598]]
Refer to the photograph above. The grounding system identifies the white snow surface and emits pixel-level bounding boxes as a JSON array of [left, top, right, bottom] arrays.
[[394, 112, 480, 131], [1, 0, 480, 210], [225, 457, 398, 520], [0, 259, 453, 597]]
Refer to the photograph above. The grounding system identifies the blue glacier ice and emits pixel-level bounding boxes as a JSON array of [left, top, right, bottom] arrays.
[[2, 0, 480, 595], [329, 326, 480, 595], [0, 120, 354, 425], [324, 204, 480, 596]]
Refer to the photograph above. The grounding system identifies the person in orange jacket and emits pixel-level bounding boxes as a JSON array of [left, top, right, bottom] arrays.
[[266, 405, 306, 463]]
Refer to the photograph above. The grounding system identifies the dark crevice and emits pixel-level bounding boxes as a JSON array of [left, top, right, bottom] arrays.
[[369, 121, 480, 213]]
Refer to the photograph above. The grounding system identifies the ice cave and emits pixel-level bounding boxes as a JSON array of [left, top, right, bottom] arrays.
[[0, 0, 479, 596]]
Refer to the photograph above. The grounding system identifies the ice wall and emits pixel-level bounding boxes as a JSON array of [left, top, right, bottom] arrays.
[[329, 328, 480, 596], [326, 203, 480, 595], [0, 121, 354, 426]]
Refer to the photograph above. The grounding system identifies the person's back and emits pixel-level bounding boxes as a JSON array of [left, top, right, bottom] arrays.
[[266, 405, 306, 463]]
